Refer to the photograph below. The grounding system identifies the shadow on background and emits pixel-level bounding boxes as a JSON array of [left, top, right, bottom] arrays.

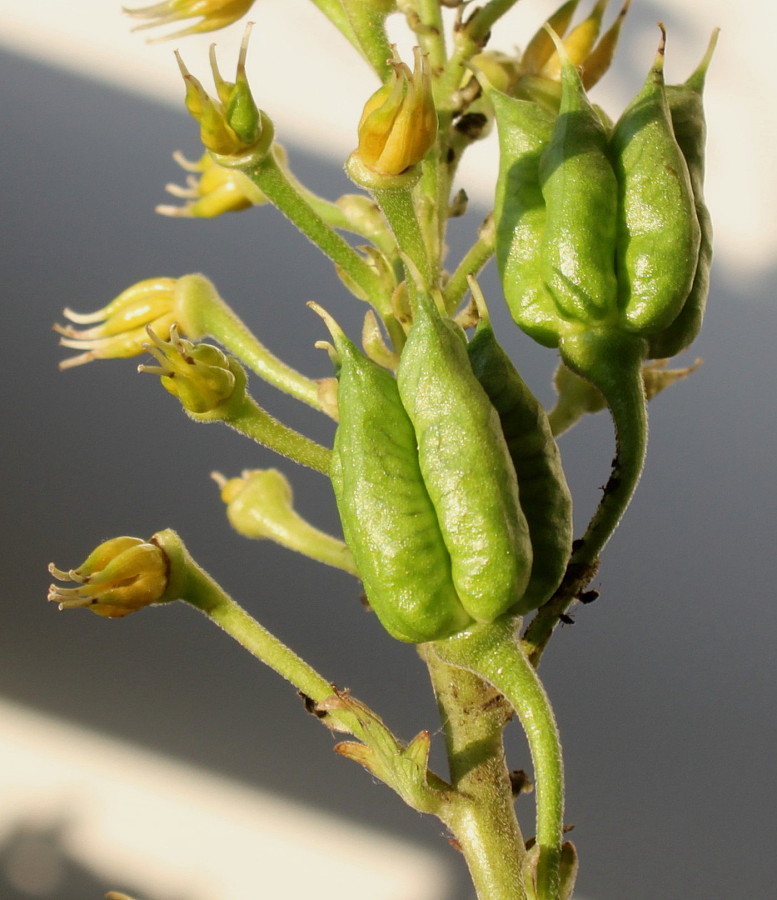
[[0, 817, 178, 900], [1, 44, 775, 900]]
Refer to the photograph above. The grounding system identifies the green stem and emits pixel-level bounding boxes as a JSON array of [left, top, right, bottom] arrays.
[[192, 289, 324, 412], [220, 392, 332, 475], [268, 154, 396, 258], [443, 213, 495, 313], [433, 618, 564, 900], [161, 532, 362, 736], [341, 0, 393, 79], [524, 331, 648, 664], [469, 0, 524, 42], [256, 512, 359, 576], [417, 153, 444, 277], [373, 184, 434, 288], [413, 0, 447, 75], [245, 153, 388, 306], [546, 399, 584, 439], [420, 645, 528, 900], [559, 331, 648, 565], [435, 0, 522, 111]]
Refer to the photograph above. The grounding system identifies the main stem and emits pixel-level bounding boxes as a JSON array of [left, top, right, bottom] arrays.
[[420, 646, 528, 900], [432, 619, 565, 900]]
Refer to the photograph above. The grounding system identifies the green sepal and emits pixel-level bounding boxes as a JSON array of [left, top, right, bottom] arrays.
[[321, 690, 450, 815]]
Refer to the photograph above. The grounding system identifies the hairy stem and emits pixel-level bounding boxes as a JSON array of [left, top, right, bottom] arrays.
[[222, 393, 332, 475], [420, 645, 528, 900], [373, 184, 434, 288], [191, 289, 325, 412], [245, 152, 388, 308], [432, 618, 565, 900], [443, 213, 496, 313], [524, 332, 648, 664]]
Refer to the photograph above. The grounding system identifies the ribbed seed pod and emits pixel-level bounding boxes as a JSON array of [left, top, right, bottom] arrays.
[[468, 318, 573, 612], [538, 35, 619, 324], [648, 29, 717, 358], [324, 314, 471, 643], [491, 87, 560, 347], [397, 293, 533, 623], [610, 28, 700, 334]]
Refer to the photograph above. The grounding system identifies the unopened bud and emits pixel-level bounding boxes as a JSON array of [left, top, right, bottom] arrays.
[[157, 151, 267, 217], [48, 537, 170, 618], [214, 470, 358, 574], [139, 325, 241, 414], [349, 46, 437, 180], [517, 0, 631, 105], [176, 24, 274, 159], [54, 274, 219, 369], [54, 278, 180, 369]]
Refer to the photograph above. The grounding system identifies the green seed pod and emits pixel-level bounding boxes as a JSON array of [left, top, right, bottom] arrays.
[[319, 309, 471, 644], [467, 317, 573, 612], [610, 28, 701, 334], [538, 33, 619, 324], [648, 29, 717, 358], [491, 86, 560, 347], [397, 292, 533, 623]]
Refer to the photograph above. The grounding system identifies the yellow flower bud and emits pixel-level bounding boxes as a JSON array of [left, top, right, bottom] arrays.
[[54, 274, 221, 369], [157, 151, 267, 218], [139, 324, 239, 414], [175, 24, 274, 158], [124, 0, 256, 42], [352, 46, 437, 177], [215, 468, 295, 540], [516, 0, 631, 106], [48, 537, 170, 618], [54, 278, 180, 369], [214, 470, 358, 574]]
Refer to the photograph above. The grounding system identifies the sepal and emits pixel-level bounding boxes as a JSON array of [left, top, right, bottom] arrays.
[[318, 690, 450, 815]]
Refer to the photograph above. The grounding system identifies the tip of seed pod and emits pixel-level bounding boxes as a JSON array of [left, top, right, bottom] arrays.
[[543, 24, 583, 94], [650, 23, 667, 78], [686, 27, 720, 92]]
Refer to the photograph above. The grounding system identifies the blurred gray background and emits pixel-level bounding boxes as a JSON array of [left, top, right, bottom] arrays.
[[1, 36, 776, 900]]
